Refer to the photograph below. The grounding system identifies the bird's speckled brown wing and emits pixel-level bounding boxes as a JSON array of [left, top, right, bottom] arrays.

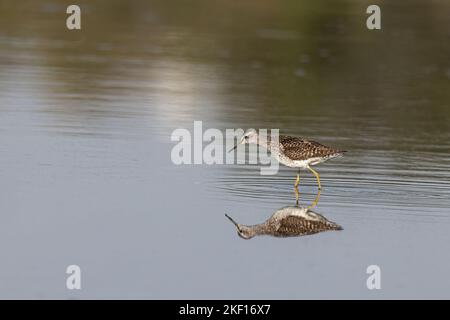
[[280, 135, 341, 161], [275, 215, 342, 237]]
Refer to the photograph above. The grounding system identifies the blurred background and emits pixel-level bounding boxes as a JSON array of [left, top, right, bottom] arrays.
[[0, 0, 449, 299]]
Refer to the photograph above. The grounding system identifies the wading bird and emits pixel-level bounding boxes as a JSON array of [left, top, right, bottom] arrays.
[[229, 129, 345, 202], [225, 206, 342, 239]]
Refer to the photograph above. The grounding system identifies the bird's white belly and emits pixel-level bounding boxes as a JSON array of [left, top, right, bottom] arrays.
[[278, 156, 324, 169], [274, 206, 323, 221]]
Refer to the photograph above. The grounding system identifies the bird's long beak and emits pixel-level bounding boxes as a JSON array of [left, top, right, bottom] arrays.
[[225, 214, 241, 231], [228, 144, 238, 153]]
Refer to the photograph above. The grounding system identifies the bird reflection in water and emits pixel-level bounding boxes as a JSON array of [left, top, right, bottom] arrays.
[[225, 190, 342, 239]]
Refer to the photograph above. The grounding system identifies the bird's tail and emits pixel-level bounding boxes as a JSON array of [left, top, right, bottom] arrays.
[[328, 221, 343, 231], [326, 151, 345, 160]]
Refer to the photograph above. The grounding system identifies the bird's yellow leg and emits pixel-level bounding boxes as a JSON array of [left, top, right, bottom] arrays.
[[308, 188, 321, 209], [294, 172, 300, 189], [294, 172, 300, 205], [307, 166, 322, 190]]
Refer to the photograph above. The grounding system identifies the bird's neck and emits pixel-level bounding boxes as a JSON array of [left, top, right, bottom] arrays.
[[256, 137, 274, 150], [243, 222, 270, 236]]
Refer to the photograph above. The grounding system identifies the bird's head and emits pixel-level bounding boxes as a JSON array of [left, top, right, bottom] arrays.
[[228, 129, 258, 153], [228, 129, 259, 152], [240, 128, 258, 145], [225, 214, 255, 240]]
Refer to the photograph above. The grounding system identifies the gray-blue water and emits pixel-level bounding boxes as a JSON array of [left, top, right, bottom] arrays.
[[0, 0, 450, 298]]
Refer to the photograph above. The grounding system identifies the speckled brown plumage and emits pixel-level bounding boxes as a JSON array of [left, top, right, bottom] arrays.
[[279, 135, 344, 161], [275, 214, 342, 237], [225, 206, 342, 239]]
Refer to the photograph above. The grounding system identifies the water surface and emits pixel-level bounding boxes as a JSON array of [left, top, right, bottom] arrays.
[[0, 0, 450, 298]]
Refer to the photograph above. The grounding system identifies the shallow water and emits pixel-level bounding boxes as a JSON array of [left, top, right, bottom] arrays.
[[0, 0, 450, 298]]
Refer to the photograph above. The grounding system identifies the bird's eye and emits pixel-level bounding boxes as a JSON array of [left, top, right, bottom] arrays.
[[244, 136, 249, 140]]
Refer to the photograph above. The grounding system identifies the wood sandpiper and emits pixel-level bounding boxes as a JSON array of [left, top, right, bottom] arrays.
[[229, 129, 346, 203], [225, 206, 342, 239]]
